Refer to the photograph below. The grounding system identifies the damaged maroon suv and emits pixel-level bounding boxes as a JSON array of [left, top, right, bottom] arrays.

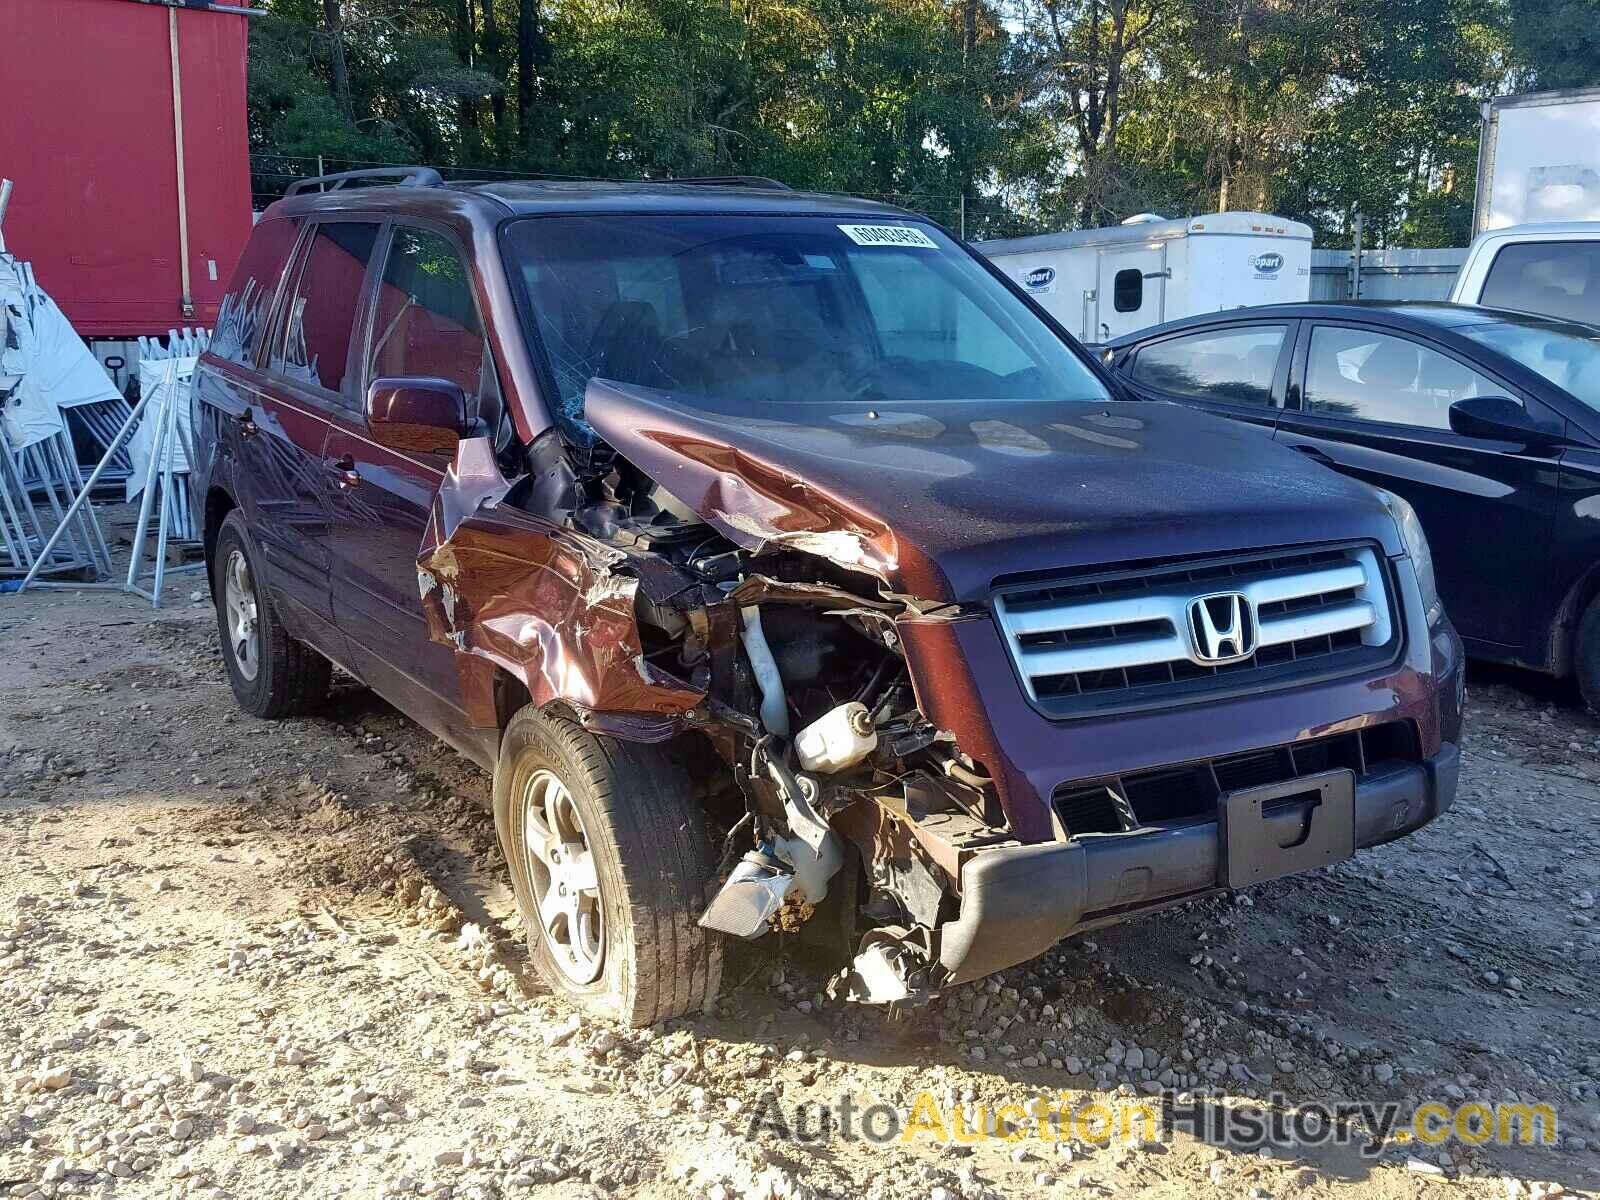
[[193, 168, 1464, 1025]]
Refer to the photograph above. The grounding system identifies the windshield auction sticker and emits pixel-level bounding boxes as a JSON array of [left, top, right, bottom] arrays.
[[838, 223, 939, 249]]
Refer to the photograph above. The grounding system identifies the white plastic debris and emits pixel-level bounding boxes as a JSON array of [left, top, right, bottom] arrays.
[[794, 701, 878, 773]]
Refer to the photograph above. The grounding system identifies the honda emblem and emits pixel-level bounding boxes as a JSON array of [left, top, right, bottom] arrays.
[[1188, 592, 1257, 664]]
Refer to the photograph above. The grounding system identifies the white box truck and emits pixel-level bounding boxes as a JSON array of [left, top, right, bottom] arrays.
[[1447, 88, 1600, 324], [1472, 87, 1600, 234], [973, 211, 1313, 344]]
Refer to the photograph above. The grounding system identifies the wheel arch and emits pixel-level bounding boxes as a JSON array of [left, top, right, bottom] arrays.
[[202, 486, 238, 602], [494, 668, 535, 741], [1546, 563, 1600, 678]]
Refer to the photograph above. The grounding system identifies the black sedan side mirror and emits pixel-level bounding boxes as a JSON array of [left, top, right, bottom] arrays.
[[1449, 395, 1557, 446]]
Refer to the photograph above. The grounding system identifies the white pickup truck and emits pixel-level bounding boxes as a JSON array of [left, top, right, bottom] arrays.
[[1450, 221, 1600, 325]]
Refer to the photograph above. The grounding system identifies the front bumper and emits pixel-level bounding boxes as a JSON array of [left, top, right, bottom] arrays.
[[936, 742, 1459, 986]]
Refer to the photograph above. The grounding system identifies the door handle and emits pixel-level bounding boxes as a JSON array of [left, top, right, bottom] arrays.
[[329, 453, 361, 490], [237, 407, 259, 440]]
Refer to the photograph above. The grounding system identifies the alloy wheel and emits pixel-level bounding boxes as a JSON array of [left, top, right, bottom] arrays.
[[222, 549, 260, 682], [519, 768, 605, 984]]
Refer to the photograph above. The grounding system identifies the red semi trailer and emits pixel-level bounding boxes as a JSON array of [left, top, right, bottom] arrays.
[[0, 0, 255, 390]]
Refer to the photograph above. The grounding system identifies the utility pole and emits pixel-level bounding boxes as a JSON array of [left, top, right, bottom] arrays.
[[1350, 212, 1364, 299]]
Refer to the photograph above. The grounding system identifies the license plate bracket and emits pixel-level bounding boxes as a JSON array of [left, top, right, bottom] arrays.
[[1219, 768, 1355, 889]]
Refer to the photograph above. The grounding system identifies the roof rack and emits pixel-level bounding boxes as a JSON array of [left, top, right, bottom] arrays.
[[285, 167, 443, 197], [660, 176, 792, 191]]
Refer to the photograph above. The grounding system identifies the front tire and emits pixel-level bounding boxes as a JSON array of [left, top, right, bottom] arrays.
[[212, 511, 330, 718], [495, 707, 721, 1026]]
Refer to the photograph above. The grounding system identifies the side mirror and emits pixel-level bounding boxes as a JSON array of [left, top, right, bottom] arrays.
[[366, 377, 469, 457], [1448, 395, 1555, 445]]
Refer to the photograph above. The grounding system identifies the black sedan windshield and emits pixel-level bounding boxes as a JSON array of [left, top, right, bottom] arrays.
[[501, 214, 1108, 438], [1462, 318, 1600, 411]]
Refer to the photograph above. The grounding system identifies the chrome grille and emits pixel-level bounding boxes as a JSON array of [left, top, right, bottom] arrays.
[[994, 545, 1396, 715]]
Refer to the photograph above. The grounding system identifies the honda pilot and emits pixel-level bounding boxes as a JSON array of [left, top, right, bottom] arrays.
[[193, 169, 1464, 1025]]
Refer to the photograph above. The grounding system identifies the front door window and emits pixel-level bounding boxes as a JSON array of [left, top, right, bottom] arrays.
[[1303, 327, 1499, 430]]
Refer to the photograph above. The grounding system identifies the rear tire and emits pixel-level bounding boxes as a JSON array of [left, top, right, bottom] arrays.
[[1576, 596, 1600, 714], [212, 512, 330, 719], [494, 706, 722, 1026]]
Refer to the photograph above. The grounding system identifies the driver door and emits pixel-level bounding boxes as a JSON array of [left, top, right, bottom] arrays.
[[322, 222, 502, 740], [1274, 320, 1562, 655]]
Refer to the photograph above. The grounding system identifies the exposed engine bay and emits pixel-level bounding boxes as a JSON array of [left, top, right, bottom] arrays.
[[575, 430, 1013, 1005], [416, 403, 1014, 1008], [412, 373, 1461, 1012]]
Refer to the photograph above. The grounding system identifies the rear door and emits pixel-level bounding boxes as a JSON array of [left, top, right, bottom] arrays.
[[249, 219, 382, 637], [1274, 320, 1563, 656], [322, 222, 502, 741], [1117, 320, 1293, 435], [1095, 246, 1166, 342], [193, 214, 302, 560]]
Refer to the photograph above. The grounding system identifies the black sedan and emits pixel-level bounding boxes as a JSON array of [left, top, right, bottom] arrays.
[[1103, 302, 1600, 703]]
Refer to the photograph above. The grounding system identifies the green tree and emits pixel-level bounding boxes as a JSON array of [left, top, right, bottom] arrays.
[[1508, 0, 1600, 87], [246, 0, 1506, 249]]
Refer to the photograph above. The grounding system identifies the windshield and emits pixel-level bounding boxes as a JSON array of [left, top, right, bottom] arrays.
[[1462, 319, 1600, 410], [501, 214, 1108, 439]]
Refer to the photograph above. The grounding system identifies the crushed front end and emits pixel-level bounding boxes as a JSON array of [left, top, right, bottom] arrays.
[[420, 383, 1465, 1009]]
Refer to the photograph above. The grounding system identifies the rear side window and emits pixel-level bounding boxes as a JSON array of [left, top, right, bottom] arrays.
[[1130, 325, 1286, 406], [212, 218, 300, 367], [368, 228, 492, 408], [1303, 326, 1499, 430], [1480, 241, 1600, 325], [272, 221, 381, 396]]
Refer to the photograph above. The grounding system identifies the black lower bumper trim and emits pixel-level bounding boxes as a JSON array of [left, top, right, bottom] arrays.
[[937, 743, 1459, 986]]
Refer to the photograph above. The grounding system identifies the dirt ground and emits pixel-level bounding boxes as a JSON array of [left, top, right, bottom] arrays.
[[2, 583, 1598, 1200]]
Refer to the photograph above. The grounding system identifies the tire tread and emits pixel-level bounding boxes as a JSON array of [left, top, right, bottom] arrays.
[[214, 513, 330, 719], [497, 709, 721, 1026]]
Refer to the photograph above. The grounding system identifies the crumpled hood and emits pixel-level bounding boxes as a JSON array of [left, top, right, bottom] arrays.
[[584, 381, 1400, 603]]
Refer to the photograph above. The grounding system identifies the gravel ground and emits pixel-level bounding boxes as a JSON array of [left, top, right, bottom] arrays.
[[2, 586, 1598, 1200]]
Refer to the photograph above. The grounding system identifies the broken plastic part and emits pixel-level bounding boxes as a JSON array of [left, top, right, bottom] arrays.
[[844, 943, 914, 1004], [698, 851, 795, 939], [699, 822, 843, 936], [773, 824, 843, 908], [739, 606, 790, 738], [834, 926, 933, 1005]]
